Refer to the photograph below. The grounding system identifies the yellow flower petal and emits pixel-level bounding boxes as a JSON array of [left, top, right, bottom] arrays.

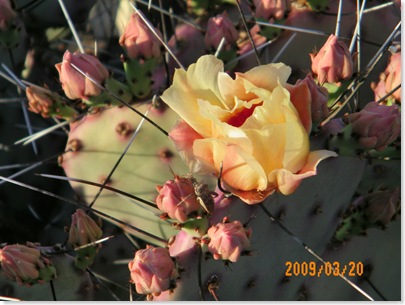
[[237, 62, 291, 91]]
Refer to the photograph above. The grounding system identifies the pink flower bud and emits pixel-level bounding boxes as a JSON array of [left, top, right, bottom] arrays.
[[346, 102, 400, 151], [55, 50, 109, 100], [68, 209, 102, 247], [68, 209, 102, 270], [119, 12, 162, 59], [204, 13, 239, 51], [207, 220, 251, 262], [26, 86, 54, 118], [128, 245, 178, 296], [310, 34, 354, 85], [0, 0, 15, 30], [0, 243, 56, 286], [364, 188, 400, 225], [156, 176, 201, 223], [253, 0, 288, 20], [286, 73, 329, 130]]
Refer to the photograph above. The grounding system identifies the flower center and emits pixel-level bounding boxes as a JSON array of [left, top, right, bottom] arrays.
[[226, 102, 263, 127]]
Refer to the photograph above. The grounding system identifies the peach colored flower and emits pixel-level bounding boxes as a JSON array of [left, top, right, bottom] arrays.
[[55, 50, 109, 100], [119, 12, 162, 59], [161, 55, 337, 204], [310, 34, 354, 85]]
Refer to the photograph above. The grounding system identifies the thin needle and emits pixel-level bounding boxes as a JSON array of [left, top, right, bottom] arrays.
[[271, 33, 296, 63], [58, 0, 85, 53], [0, 175, 168, 245], [69, 62, 169, 136], [236, 0, 261, 65], [88, 108, 149, 208], [335, 0, 343, 37], [129, 2, 185, 70], [258, 203, 374, 301], [214, 37, 226, 58]]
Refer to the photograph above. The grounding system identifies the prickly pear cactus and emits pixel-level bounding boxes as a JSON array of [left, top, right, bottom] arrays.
[[0, 0, 400, 301]]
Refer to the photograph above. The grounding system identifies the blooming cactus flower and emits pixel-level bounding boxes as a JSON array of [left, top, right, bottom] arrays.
[[119, 12, 162, 59], [310, 34, 354, 85], [253, 0, 288, 20], [55, 50, 109, 100], [286, 73, 329, 130], [156, 176, 201, 223], [207, 220, 251, 262], [345, 101, 400, 151], [0, 0, 15, 30], [161, 55, 337, 204], [204, 13, 239, 51], [128, 245, 178, 296], [0, 243, 56, 286]]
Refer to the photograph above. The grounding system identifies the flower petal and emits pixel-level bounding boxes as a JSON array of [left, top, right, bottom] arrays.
[[269, 150, 338, 195], [237, 62, 291, 91], [285, 82, 312, 134]]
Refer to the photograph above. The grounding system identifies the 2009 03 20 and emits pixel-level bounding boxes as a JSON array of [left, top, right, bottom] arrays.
[[285, 261, 364, 277]]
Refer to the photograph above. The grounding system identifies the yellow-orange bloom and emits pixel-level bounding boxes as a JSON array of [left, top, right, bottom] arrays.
[[161, 55, 337, 204]]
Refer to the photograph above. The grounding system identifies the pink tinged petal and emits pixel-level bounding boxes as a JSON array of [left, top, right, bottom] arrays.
[[169, 120, 204, 171], [270, 150, 338, 195], [285, 81, 312, 133]]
